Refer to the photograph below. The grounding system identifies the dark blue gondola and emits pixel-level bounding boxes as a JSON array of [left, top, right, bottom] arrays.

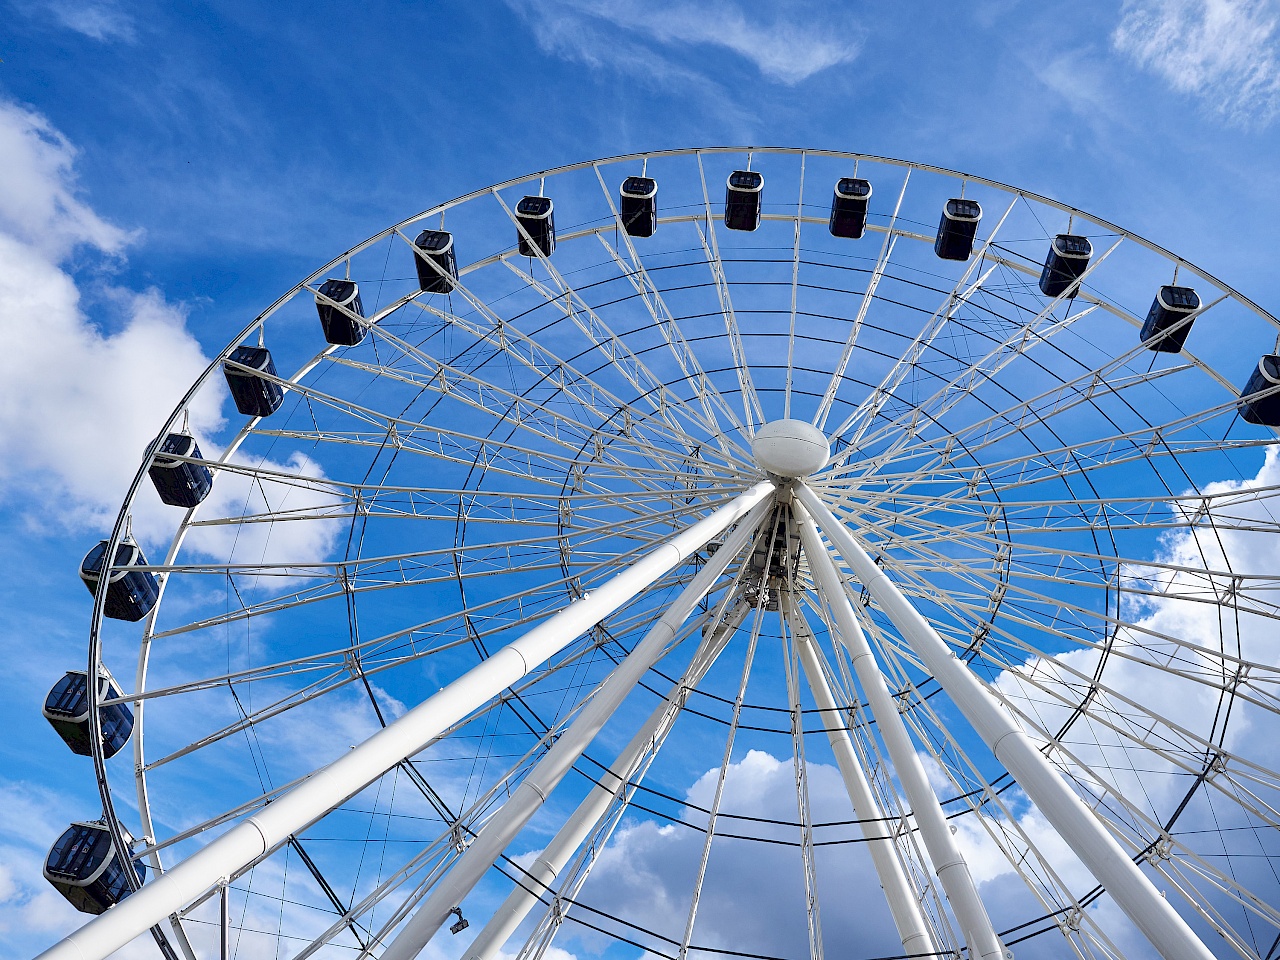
[[1239, 354, 1280, 426], [80, 539, 159, 622], [725, 170, 763, 232], [223, 345, 284, 418], [829, 177, 872, 239], [619, 176, 658, 238], [45, 821, 145, 915], [516, 196, 555, 257], [413, 230, 458, 292], [43, 668, 134, 758], [935, 198, 982, 261], [1039, 234, 1093, 298], [315, 278, 365, 346], [147, 432, 213, 508], [1140, 285, 1200, 353]]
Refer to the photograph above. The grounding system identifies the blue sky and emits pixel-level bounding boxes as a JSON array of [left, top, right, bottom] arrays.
[[3, 1, 1280, 958]]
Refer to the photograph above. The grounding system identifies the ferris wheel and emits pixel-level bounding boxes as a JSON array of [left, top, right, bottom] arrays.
[[33, 147, 1280, 960]]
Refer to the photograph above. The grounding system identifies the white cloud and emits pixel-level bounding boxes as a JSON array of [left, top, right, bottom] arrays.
[[984, 446, 1280, 951], [41, 0, 136, 42], [511, 0, 862, 86], [0, 96, 342, 577], [0, 97, 224, 535], [566, 749, 906, 959], [174, 449, 343, 574], [1113, 0, 1280, 125]]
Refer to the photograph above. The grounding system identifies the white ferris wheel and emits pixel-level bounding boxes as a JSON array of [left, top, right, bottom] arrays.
[[33, 148, 1280, 960]]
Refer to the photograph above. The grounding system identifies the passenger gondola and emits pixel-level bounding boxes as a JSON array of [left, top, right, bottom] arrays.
[[829, 177, 872, 239], [43, 668, 134, 758], [413, 230, 458, 292], [223, 344, 284, 418], [725, 170, 764, 232], [516, 196, 556, 257], [1039, 234, 1093, 298], [619, 176, 658, 238], [79, 539, 159, 622], [44, 821, 145, 915], [935, 198, 982, 260], [147, 432, 213, 508], [1140, 285, 1200, 352], [314, 278, 366, 346], [1239, 354, 1280, 426]]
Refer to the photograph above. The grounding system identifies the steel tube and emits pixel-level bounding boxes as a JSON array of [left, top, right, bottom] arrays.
[[462, 599, 750, 960], [33, 483, 772, 960], [783, 597, 936, 957], [793, 502, 1006, 960], [796, 483, 1215, 960], [379, 500, 771, 960]]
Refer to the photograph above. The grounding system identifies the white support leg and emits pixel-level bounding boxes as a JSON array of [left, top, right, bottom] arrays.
[[782, 597, 937, 958], [378, 500, 773, 960], [33, 482, 773, 960], [793, 503, 1007, 960], [795, 483, 1216, 960], [462, 596, 752, 960]]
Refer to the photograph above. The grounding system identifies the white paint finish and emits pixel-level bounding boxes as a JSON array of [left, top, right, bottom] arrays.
[[783, 598, 937, 957], [795, 483, 1216, 960], [379, 499, 772, 960], [751, 419, 830, 478], [33, 483, 773, 960], [793, 504, 1007, 960], [464, 600, 749, 960]]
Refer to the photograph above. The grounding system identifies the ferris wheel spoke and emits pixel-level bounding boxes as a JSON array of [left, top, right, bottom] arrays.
[[589, 164, 751, 451], [847, 524, 1280, 715], [393, 234, 709, 449], [489, 190, 725, 447], [851, 352, 1190, 479], [482, 593, 755, 960], [307, 345, 742, 491], [679, 571, 772, 960], [829, 236, 1125, 466], [868, 577, 1280, 832], [842, 411, 1267, 512], [859, 544, 1280, 743], [783, 152, 807, 422], [845, 496, 1280, 603], [818, 192, 1019, 438], [812, 168, 914, 432], [696, 151, 765, 433], [780, 601, 827, 960], [142, 537, 651, 646], [858, 615, 1128, 960], [326, 335, 718, 483]]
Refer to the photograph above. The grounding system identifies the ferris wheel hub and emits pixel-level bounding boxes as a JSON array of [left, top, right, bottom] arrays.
[[751, 419, 831, 478]]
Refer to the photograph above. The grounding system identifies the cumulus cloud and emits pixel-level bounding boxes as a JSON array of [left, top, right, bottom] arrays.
[[0, 98, 223, 534], [565, 749, 905, 959], [1113, 0, 1280, 125], [510, 0, 862, 86], [986, 446, 1280, 950], [0, 96, 341, 573]]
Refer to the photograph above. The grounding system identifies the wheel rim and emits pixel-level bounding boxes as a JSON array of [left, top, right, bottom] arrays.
[[71, 147, 1280, 960]]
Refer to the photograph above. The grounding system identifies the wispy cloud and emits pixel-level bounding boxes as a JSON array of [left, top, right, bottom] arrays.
[[1113, 0, 1280, 125], [37, 0, 135, 42], [510, 0, 862, 86]]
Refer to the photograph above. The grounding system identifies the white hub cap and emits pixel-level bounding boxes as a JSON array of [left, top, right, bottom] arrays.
[[750, 419, 831, 478]]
